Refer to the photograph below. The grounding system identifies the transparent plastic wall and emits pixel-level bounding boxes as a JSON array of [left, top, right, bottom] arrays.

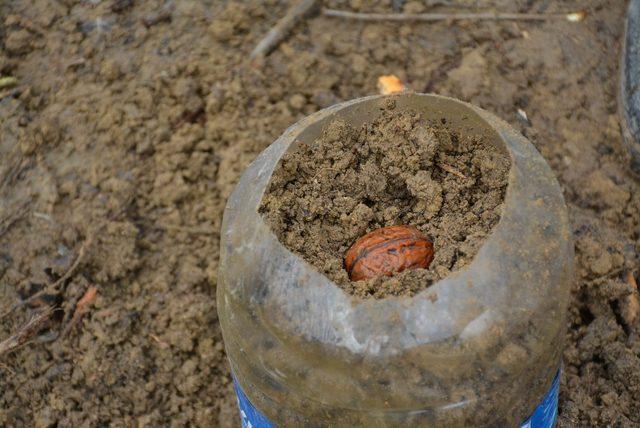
[[218, 93, 573, 427]]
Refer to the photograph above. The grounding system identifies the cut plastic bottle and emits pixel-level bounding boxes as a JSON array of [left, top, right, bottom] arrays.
[[218, 93, 573, 427]]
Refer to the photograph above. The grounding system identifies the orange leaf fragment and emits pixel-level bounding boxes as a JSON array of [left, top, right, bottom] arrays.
[[377, 75, 406, 95]]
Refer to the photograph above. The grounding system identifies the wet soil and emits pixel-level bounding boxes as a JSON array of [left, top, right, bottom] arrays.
[[261, 101, 509, 298], [0, 0, 638, 427]]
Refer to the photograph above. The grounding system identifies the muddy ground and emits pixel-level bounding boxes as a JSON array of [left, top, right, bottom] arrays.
[[0, 0, 638, 427]]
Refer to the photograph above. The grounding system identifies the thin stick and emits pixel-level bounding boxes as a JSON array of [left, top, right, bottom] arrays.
[[49, 239, 90, 291], [0, 238, 90, 320], [149, 333, 169, 349], [0, 308, 54, 357], [439, 163, 467, 179], [587, 267, 626, 287], [140, 220, 216, 236], [156, 223, 216, 236], [250, 0, 318, 60], [0, 201, 29, 238], [322, 8, 586, 23], [622, 271, 639, 327], [61, 286, 97, 338]]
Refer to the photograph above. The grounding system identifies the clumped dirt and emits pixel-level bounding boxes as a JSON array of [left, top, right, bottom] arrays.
[[0, 0, 638, 427], [261, 101, 509, 298]]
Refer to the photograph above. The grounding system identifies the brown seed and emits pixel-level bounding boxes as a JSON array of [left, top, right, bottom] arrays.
[[344, 225, 434, 281]]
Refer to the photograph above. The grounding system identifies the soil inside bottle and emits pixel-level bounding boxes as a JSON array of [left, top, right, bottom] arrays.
[[260, 100, 511, 298]]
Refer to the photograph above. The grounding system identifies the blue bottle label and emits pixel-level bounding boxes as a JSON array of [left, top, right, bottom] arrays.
[[233, 369, 560, 427], [233, 379, 275, 428], [519, 370, 560, 428]]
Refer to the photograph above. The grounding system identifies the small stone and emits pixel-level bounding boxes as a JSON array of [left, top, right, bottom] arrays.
[[5, 29, 34, 55], [403, 1, 426, 13], [289, 94, 306, 110], [34, 407, 56, 428], [590, 252, 612, 276], [585, 171, 631, 208], [101, 59, 121, 82], [210, 20, 234, 42], [348, 203, 374, 237], [351, 55, 367, 74], [600, 391, 618, 406], [406, 170, 443, 219], [172, 77, 198, 102], [323, 119, 349, 142]]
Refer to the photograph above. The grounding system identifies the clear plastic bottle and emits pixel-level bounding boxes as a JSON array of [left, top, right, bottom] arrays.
[[218, 93, 573, 427]]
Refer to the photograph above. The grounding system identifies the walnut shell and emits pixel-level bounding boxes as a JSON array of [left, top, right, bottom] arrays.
[[344, 225, 434, 281]]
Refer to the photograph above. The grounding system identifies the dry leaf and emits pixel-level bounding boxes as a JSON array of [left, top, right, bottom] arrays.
[[566, 11, 587, 22], [377, 75, 406, 95]]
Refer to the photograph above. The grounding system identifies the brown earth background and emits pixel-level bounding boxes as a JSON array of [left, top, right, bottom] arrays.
[[0, 0, 638, 426]]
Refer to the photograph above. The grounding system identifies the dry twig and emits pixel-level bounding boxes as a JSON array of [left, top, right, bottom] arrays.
[[140, 220, 216, 236], [150, 333, 169, 349], [587, 267, 626, 287], [0, 238, 91, 320], [0, 307, 55, 357], [439, 163, 467, 179], [0, 148, 29, 190], [157, 223, 216, 235], [61, 286, 98, 337], [322, 8, 586, 23], [0, 201, 30, 239], [49, 239, 90, 291], [250, 0, 319, 60]]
